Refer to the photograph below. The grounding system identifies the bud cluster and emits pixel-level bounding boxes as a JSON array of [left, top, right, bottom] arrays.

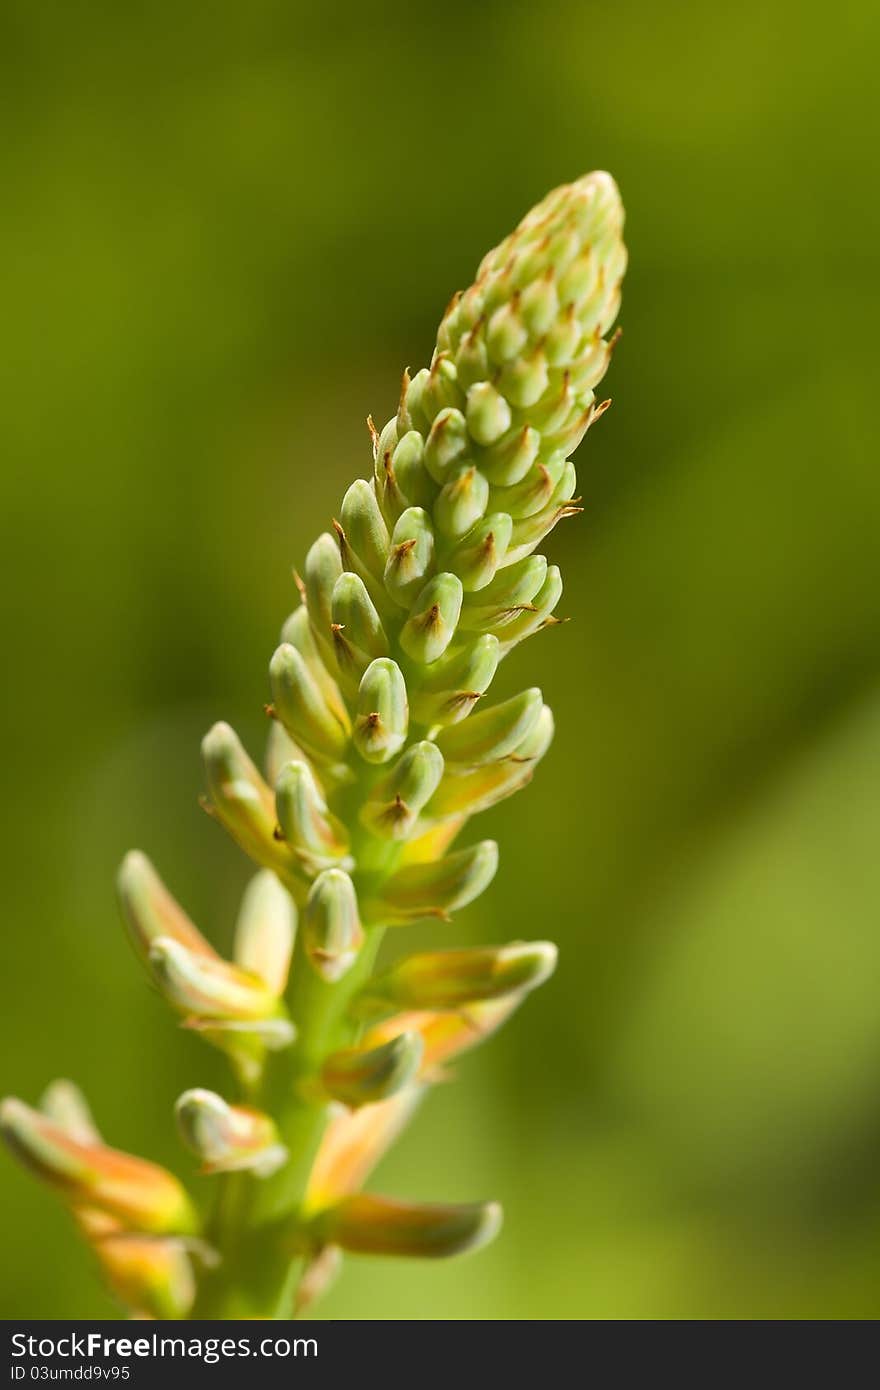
[[3, 173, 626, 1316]]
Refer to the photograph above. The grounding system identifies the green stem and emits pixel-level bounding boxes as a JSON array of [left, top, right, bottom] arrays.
[[193, 925, 386, 1318]]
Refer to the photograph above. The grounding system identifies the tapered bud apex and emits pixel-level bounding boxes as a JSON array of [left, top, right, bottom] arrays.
[[279, 604, 349, 730], [117, 851, 214, 966], [314, 1194, 502, 1259], [384, 507, 434, 605], [409, 634, 500, 728], [149, 938, 283, 1021], [390, 431, 435, 511], [399, 573, 463, 665], [360, 740, 444, 840], [232, 870, 295, 996], [434, 687, 543, 765], [369, 840, 498, 922], [269, 643, 350, 760], [498, 567, 563, 650], [201, 722, 295, 876], [465, 381, 512, 447], [498, 342, 549, 409], [486, 298, 528, 363], [434, 466, 489, 540], [449, 514, 513, 592], [303, 532, 343, 654], [459, 555, 548, 632], [361, 942, 557, 1013], [480, 423, 540, 486], [353, 658, 409, 764], [491, 456, 566, 519], [330, 572, 388, 688], [505, 465, 578, 565], [175, 1089, 287, 1177], [519, 268, 559, 335], [339, 479, 390, 581], [422, 407, 469, 483], [275, 760, 350, 872], [425, 353, 464, 416], [303, 868, 364, 982], [93, 1233, 202, 1320], [321, 1032, 424, 1107], [0, 1099, 198, 1234], [427, 704, 554, 818]]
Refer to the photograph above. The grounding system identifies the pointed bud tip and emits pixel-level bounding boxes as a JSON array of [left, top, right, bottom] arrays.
[[507, 939, 558, 989], [201, 720, 236, 755]]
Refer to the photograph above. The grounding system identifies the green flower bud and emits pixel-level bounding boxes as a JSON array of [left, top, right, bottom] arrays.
[[232, 870, 296, 997], [459, 556, 548, 633], [556, 244, 597, 305], [433, 687, 543, 765], [269, 643, 350, 761], [544, 302, 581, 366], [401, 367, 431, 432], [434, 465, 490, 541], [427, 358, 464, 420], [314, 1194, 502, 1259], [175, 1089, 287, 1178], [374, 444, 408, 528], [497, 568, 564, 651], [505, 465, 578, 565], [303, 532, 344, 668], [384, 507, 435, 606], [279, 605, 349, 731], [321, 1032, 424, 1108], [454, 323, 490, 388], [519, 268, 559, 336], [360, 941, 557, 1012], [149, 937, 285, 1022], [360, 740, 445, 840], [497, 341, 549, 409], [201, 722, 298, 879], [409, 633, 500, 728], [353, 657, 409, 764], [486, 298, 528, 363], [117, 850, 215, 967], [275, 760, 351, 871], [489, 456, 567, 521], [543, 394, 605, 454], [422, 407, 470, 483], [399, 573, 463, 665], [339, 479, 390, 582], [390, 431, 435, 511], [529, 370, 577, 433], [465, 381, 512, 447], [479, 423, 540, 486], [448, 514, 513, 592], [330, 572, 389, 692], [303, 868, 364, 982], [369, 839, 498, 922], [426, 704, 555, 820]]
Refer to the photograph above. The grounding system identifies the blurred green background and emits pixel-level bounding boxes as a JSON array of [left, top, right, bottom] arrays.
[[3, 0, 880, 1320]]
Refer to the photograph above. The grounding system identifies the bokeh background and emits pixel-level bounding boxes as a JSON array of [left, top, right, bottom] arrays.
[[3, 0, 880, 1319]]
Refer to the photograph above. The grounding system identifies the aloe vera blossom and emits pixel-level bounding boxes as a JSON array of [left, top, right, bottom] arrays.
[[2, 172, 627, 1319]]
